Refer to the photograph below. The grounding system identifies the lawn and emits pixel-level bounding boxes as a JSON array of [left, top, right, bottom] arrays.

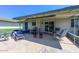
[[0, 28, 23, 33]]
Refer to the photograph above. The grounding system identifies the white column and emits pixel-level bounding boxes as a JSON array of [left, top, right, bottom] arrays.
[[74, 16, 76, 44]]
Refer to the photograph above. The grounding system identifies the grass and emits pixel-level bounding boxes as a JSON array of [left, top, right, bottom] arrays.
[[0, 28, 23, 33]]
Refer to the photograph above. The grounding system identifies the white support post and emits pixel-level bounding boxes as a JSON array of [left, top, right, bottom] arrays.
[[19, 22, 22, 29], [74, 16, 76, 45]]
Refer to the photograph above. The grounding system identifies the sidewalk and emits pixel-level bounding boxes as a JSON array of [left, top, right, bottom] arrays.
[[58, 37, 79, 53], [0, 36, 79, 53]]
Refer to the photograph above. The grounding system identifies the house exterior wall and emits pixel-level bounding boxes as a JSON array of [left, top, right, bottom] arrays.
[[15, 6, 79, 35], [55, 18, 71, 30], [25, 17, 71, 32], [28, 19, 36, 29]]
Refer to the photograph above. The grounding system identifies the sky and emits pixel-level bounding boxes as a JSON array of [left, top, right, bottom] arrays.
[[0, 5, 71, 19]]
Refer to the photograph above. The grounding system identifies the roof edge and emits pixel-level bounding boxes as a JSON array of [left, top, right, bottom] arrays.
[[13, 5, 79, 19]]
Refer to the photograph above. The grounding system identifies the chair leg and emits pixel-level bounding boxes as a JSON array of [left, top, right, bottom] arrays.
[[14, 37, 18, 41], [39, 33, 43, 38]]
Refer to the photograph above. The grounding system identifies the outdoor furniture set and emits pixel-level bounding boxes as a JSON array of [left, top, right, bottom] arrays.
[[0, 28, 68, 41]]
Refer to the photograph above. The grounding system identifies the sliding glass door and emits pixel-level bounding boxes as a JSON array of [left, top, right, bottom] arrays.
[[45, 21, 54, 32]]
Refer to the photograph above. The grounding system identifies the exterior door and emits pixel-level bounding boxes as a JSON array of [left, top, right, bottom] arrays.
[[25, 22, 28, 30], [49, 22, 54, 32], [45, 21, 54, 32]]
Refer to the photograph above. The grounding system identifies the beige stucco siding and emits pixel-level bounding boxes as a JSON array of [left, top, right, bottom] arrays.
[[24, 16, 72, 33], [25, 17, 71, 32], [28, 22, 32, 29], [27, 19, 43, 30], [55, 18, 71, 30], [40, 18, 71, 31]]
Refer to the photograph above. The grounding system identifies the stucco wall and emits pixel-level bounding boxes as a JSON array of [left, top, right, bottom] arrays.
[[55, 18, 71, 30], [28, 22, 32, 29], [25, 17, 71, 32]]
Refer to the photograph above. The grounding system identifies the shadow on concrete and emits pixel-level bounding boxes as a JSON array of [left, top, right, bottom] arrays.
[[24, 34, 62, 49]]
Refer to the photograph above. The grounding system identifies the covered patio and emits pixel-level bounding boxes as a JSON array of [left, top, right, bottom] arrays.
[[17, 10, 79, 46], [23, 12, 72, 33]]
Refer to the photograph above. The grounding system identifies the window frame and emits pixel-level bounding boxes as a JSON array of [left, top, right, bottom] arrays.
[[32, 22, 36, 26]]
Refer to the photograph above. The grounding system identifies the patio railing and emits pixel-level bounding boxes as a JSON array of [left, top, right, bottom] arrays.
[[67, 32, 79, 45]]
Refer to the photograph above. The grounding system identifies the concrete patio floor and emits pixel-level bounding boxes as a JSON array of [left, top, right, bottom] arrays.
[[0, 34, 79, 53]]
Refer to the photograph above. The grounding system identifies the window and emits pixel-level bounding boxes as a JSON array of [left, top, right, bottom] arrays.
[[49, 22, 54, 32], [45, 22, 48, 24], [32, 22, 36, 26], [75, 19, 79, 27], [71, 19, 79, 27], [71, 19, 74, 27], [45, 22, 49, 31]]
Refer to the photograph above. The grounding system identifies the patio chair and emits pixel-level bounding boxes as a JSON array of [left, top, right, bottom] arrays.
[[22, 29, 30, 34], [11, 30, 25, 41], [55, 29, 68, 40], [32, 27, 38, 38], [38, 28, 43, 38]]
